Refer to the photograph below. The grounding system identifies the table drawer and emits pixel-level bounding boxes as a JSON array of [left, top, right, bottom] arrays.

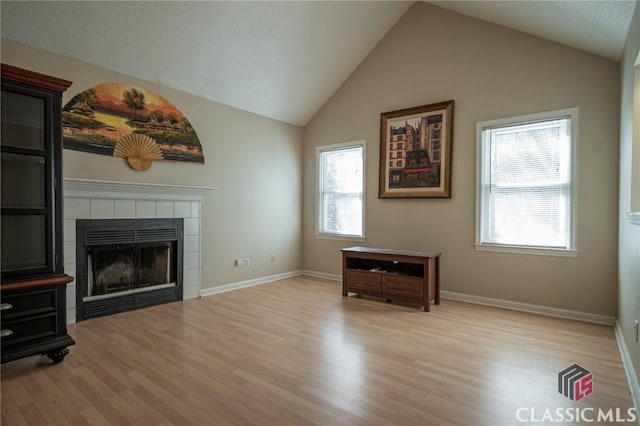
[[1, 287, 57, 319], [382, 275, 423, 299], [346, 270, 382, 293], [1, 313, 57, 346]]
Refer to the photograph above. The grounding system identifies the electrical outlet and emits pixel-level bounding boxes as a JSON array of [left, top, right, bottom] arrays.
[[244, 257, 250, 267], [234, 259, 241, 267], [635, 320, 639, 343]]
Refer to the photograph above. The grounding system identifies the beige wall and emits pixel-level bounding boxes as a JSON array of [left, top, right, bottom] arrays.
[[303, 2, 620, 317], [1, 39, 304, 290], [618, 1, 640, 401]]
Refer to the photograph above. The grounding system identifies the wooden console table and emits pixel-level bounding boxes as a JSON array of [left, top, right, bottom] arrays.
[[341, 246, 441, 312]]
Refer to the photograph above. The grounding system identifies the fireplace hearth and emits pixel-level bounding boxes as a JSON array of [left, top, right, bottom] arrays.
[[76, 218, 183, 321]]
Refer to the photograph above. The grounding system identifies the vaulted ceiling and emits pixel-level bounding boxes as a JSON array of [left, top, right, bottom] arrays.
[[1, 1, 636, 126]]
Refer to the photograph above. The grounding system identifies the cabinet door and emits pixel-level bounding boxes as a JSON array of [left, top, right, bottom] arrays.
[[1, 153, 46, 208], [0, 81, 56, 280], [1, 89, 46, 150], [1, 215, 47, 272]]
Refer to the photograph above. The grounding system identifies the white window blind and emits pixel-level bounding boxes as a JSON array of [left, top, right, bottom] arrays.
[[317, 142, 364, 238], [477, 109, 576, 253]]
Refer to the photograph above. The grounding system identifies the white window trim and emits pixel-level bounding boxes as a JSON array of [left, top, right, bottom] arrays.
[[475, 108, 578, 257], [630, 55, 640, 221], [315, 140, 366, 241]]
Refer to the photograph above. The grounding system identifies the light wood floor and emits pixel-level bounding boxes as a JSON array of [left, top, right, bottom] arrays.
[[1, 276, 635, 425]]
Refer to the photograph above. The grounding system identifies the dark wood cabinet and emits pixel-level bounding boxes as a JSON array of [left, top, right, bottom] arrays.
[[341, 246, 441, 312], [1, 64, 75, 364]]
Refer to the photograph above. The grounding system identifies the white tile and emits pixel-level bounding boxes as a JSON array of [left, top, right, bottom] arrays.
[[174, 201, 191, 218], [184, 235, 199, 254], [64, 198, 90, 219], [64, 219, 76, 242], [183, 284, 199, 300], [190, 201, 200, 218], [67, 307, 76, 325], [90, 199, 115, 219], [184, 252, 199, 270], [64, 262, 76, 279], [156, 201, 174, 218], [136, 200, 156, 218], [64, 241, 76, 263], [183, 267, 199, 287], [66, 283, 76, 308], [184, 218, 200, 236], [114, 199, 136, 218]]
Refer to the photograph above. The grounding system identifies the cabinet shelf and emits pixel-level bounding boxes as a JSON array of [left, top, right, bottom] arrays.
[[345, 257, 424, 277]]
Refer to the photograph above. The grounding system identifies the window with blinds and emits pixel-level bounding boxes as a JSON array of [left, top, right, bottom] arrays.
[[476, 109, 577, 255]]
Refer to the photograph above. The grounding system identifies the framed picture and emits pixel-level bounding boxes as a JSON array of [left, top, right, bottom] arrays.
[[379, 100, 454, 198]]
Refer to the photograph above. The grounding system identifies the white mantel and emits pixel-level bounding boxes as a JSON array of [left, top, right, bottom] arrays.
[[64, 178, 215, 200], [63, 178, 214, 324]]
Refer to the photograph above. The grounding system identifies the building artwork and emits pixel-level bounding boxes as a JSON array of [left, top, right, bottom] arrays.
[[388, 114, 443, 188]]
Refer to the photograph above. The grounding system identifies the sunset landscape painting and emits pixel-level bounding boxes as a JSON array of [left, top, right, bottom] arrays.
[[62, 84, 204, 165]]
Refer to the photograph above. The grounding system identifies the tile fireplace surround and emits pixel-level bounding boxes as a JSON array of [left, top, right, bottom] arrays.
[[63, 178, 214, 324]]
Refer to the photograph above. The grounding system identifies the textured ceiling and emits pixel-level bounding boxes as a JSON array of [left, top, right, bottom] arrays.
[[0, 1, 412, 126], [432, 0, 636, 61], [1, 1, 636, 126]]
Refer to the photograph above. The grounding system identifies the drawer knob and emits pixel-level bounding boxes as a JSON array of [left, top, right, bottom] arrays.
[[0, 303, 13, 311], [0, 329, 13, 338]]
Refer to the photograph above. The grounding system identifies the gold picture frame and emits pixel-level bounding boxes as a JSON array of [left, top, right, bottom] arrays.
[[379, 100, 454, 198]]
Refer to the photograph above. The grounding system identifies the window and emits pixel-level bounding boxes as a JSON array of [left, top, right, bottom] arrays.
[[317, 141, 365, 239], [476, 108, 577, 256]]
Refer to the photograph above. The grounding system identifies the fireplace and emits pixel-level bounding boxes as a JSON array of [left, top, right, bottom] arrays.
[[76, 218, 183, 321]]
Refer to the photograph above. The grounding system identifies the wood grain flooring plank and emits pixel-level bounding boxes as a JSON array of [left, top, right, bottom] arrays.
[[1, 277, 635, 425]]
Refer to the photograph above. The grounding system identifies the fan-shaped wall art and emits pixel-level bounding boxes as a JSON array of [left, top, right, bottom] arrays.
[[62, 84, 204, 171]]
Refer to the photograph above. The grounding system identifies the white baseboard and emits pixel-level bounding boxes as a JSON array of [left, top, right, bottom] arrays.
[[301, 270, 341, 282], [199, 270, 302, 297], [441, 291, 615, 325], [615, 320, 640, 413]]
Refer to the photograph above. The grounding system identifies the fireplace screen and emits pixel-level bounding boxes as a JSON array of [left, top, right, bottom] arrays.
[[86, 243, 175, 300]]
